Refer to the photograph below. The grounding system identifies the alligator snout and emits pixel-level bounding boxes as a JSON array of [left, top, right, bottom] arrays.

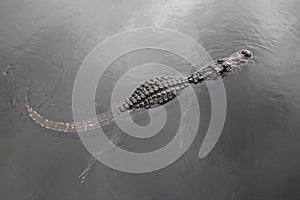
[[240, 49, 253, 59]]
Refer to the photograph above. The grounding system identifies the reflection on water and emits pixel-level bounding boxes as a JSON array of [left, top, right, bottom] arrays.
[[0, 0, 300, 199]]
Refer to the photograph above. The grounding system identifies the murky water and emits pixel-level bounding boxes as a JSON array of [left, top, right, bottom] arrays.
[[1, 0, 300, 199]]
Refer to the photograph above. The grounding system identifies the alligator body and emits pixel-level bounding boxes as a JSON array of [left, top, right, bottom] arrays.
[[25, 49, 254, 183]]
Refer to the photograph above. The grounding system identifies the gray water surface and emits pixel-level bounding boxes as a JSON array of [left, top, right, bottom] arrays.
[[0, 0, 300, 199]]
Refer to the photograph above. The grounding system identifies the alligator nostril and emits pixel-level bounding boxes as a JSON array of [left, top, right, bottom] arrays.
[[241, 50, 251, 58]]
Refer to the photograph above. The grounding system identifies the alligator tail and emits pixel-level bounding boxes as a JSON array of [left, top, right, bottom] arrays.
[[24, 82, 116, 133]]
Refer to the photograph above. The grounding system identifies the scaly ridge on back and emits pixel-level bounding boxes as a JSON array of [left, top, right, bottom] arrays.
[[25, 75, 191, 134]]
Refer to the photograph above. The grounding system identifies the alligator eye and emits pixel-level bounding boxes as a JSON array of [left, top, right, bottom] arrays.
[[222, 63, 231, 72], [240, 50, 251, 58], [216, 59, 224, 64], [223, 63, 230, 69]]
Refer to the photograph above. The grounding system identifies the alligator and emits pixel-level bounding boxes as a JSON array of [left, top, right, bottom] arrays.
[[25, 49, 254, 183]]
